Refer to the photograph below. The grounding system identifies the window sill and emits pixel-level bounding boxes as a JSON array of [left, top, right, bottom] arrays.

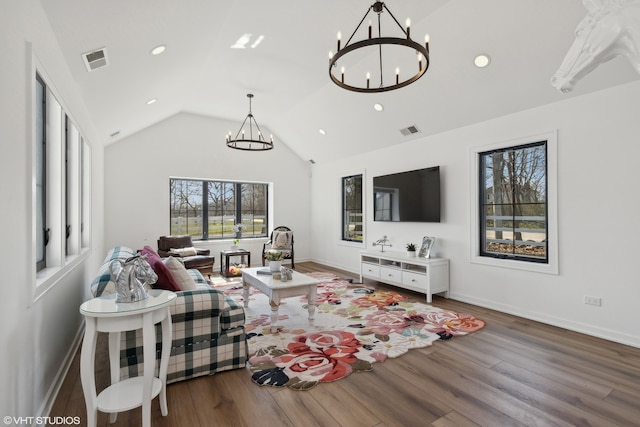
[[34, 250, 90, 303], [471, 254, 558, 275], [338, 240, 365, 248]]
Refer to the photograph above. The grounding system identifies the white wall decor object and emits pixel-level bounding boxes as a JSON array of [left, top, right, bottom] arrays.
[[552, 0, 640, 93]]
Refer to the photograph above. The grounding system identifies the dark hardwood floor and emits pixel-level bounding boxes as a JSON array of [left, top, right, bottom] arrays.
[[49, 262, 640, 426]]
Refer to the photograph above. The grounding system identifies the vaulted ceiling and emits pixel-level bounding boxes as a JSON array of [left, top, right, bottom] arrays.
[[40, 0, 639, 163]]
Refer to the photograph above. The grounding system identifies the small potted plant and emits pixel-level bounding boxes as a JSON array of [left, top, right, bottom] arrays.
[[406, 243, 417, 257], [265, 250, 284, 272]]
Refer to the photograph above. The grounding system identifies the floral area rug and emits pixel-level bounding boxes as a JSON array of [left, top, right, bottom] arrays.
[[213, 272, 486, 391]]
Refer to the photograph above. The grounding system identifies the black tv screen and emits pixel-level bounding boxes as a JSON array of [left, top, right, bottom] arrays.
[[373, 166, 440, 222]]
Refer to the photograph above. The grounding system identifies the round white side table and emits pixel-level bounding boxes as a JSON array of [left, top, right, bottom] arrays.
[[79, 289, 176, 427]]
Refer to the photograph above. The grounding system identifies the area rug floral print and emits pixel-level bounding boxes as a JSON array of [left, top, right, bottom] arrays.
[[217, 272, 486, 391]]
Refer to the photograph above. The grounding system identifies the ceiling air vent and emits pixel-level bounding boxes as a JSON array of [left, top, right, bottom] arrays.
[[400, 125, 420, 136], [82, 47, 109, 72]]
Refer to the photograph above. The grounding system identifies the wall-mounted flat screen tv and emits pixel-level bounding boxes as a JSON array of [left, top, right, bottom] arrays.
[[373, 166, 440, 222]]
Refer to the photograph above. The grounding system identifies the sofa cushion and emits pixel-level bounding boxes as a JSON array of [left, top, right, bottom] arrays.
[[139, 246, 181, 292], [91, 246, 137, 297], [170, 246, 198, 257], [188, 269, 211, 290], [164, 256, 197, 290]]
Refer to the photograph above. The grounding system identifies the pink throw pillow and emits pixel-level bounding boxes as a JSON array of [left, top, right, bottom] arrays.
[[139, 246, 180, 292]]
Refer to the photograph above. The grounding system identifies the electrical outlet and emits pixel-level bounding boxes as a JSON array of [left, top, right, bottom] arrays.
[[584, 296, 602, 306]]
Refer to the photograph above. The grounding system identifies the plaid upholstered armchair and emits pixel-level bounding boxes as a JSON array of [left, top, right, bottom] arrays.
[[262, 226, 294, 268]]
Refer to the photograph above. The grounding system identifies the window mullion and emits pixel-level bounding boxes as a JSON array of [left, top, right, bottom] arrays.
[[235, 182, 242, 231], [202, 181, 208, 240]]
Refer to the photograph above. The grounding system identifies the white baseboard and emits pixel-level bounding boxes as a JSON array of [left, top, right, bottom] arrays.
[[450, 291, 640, 349]]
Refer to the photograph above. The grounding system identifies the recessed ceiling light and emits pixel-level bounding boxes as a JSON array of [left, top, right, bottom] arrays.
[[150, 45, 166, 55], [146, 98, 157, 105], [319, 129, 327, 135], [474, 54, 491, 68], [374, 103, 384, 112]]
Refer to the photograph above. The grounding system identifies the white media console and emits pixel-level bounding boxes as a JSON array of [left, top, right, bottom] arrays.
[[360, 250, 450, 303]]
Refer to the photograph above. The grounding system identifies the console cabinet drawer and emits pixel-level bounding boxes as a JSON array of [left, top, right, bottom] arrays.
[[361, 263, 380, 278], [402, 271, 428, 290], [380, 266, 402, 283]]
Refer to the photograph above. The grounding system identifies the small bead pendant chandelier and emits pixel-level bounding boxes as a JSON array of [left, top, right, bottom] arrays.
[[226, 94, 273, 151], [328, 1, 430, 93]]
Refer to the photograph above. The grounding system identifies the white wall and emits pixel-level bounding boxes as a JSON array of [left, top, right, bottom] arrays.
[[0, 0, 106, 420], [104, 112, 312, 268], [311, 80, 640, 348]]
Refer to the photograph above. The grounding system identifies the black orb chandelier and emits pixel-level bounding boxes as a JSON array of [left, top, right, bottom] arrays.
[[226, 94, 273, 151], [328, 1, 430, 93]]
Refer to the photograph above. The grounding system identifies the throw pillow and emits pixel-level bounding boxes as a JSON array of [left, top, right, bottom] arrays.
[[171, 246, 198, 257], [139, 246, 181, 292], [272, 231, 292, 249], [91, 246, 137, 297], [163, 256, 197, 290]]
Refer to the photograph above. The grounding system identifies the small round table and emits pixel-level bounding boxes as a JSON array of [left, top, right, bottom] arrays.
[[220, 249, 251, 277], [79, 289, 176, 427]]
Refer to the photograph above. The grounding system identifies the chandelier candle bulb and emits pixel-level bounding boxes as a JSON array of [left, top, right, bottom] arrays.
[[406, 18, 411, 38], [341, 66, 345, 83], [369, 20, 372, 38], [396, 67, 400, 84], [337, 31, 341, 51], [425, 34, 430, 52], [366, 72, 370, 88]]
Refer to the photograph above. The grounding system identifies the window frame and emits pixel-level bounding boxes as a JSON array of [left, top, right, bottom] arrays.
[[35, 73, 47, 272], [479, 140, 548, 263], [340, 172, 365, 246], [31, 52, 92, 303], [470, 131, 558, 274], [169, 178, 269, 241]]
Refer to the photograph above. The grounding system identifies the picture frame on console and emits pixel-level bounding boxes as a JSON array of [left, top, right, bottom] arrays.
[[419, 236, 436, 258]]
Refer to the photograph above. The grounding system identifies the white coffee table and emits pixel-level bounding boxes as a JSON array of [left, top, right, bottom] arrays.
[[241, 267, 320, 332], [79, 289, 176, 427]]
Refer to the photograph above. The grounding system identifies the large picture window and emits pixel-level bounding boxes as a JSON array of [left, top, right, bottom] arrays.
[[342, 174, 363, 242], [170, 178, 268, 240], [479, 141, 548, 263]]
